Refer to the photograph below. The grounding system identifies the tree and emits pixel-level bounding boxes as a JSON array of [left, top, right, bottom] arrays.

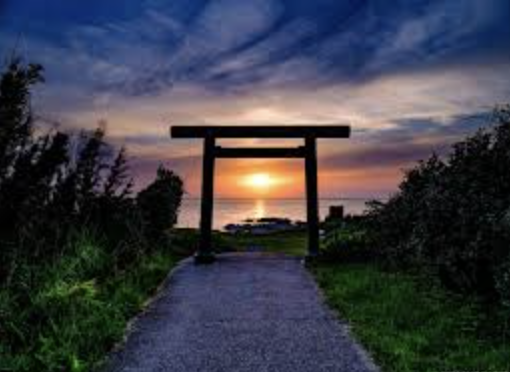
[[137, 166, 184, 243], [367, 106, 510, 304], [0, 60, 43, 180]]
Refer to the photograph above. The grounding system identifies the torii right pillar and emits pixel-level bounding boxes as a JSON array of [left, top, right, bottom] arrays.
[[305, 136, 320, 258]]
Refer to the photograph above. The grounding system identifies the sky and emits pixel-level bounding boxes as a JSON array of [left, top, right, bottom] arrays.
[[1, 0, 510, 198]]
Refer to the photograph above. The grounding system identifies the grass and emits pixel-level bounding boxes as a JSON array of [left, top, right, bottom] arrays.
[[171, 228, 308, 256], [313, 263, 510, 372], [10, 227, 505, 372], [220, 230, 308, 256], [0, 233, 180, 372]]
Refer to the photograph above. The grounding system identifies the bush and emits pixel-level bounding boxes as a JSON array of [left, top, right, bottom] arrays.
[[137, 166, 184, 244], [0, 59, 186, 370], [496, 259, 510, 309], [321, 217, 373, 263], [0, 59, 184, 282], [366, 106, 510, 305]]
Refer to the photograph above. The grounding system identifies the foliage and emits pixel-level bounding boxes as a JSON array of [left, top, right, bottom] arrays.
[[138, 166, 184, 244], [0, 59, 43, 179], [0, 59, 184, 282], [313, 264, 510, 372], [365, 107, 510, 306], [321, 216, 373, 263], [0, 60, 185, 370]]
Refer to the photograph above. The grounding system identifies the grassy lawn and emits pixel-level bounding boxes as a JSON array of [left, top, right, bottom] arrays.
[[220, 230, 308, 256], [171, 228, 308, 256], [313, 264, 510, 372]]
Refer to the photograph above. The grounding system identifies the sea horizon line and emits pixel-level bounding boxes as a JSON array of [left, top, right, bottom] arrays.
[[182, 197, 388, 201]]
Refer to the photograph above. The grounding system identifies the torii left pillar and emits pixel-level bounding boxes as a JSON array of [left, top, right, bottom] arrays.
[[196, 134, 216, 264], [305, 136, 319, 257]]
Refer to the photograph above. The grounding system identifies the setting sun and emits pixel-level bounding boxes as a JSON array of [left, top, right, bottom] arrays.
[[243, 173, 273, 189]]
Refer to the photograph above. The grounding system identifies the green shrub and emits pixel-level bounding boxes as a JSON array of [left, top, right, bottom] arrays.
[[0, 60, 185, 284], [137, 166, 184, 244], [367, 106, 510, 304], [322, 219, 373, 263], [495, 258, 510, 310], [0, 59, 185, 371]]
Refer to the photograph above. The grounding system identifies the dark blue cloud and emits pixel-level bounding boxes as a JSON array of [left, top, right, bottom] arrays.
[[2, 0, 509, 97], [1, 1, 142, 29], [198, 0, 510, 89]]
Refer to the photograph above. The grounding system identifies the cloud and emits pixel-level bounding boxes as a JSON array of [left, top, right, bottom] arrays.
[[321, 113, 491, 171], [366, 1, 505, 73], [3, 0, 509, 97], [31, 59, 507, 173]]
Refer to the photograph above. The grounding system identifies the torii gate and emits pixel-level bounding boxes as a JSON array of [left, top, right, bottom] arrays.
[[171, 125, 351, 263]]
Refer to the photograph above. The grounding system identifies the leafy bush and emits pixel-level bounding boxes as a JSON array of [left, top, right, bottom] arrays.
[[0, 59, 184, 282], [137, 166, 184, 244], [367, 106, 510, 305], [0, 59, 186, 370], [322, 217, 373, 263], [495, 248, 510, 309]]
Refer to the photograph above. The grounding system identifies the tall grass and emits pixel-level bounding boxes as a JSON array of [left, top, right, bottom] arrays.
[[0, 230, 179, 372]]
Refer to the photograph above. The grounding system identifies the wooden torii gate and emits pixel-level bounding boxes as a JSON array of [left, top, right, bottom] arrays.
[[171, 125, 351, 263]]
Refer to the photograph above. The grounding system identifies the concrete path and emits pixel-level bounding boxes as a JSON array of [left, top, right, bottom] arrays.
[[104, 253, 379, 372]]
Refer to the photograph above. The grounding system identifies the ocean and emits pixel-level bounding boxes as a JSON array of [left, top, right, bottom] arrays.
[[177, 198, 375, 230]]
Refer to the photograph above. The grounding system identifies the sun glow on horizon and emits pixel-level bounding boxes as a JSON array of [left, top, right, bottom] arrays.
[[238, 172, 293, 196], [242, 173, 274, 190]]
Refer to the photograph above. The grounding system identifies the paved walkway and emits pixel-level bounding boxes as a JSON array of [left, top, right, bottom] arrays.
[[104, 253, 379, 372]]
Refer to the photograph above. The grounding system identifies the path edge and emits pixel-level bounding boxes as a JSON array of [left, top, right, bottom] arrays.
[[301, 260, 381, 372], [98, 256, 193, 372]]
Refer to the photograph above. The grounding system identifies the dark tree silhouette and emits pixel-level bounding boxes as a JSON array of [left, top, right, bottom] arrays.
[[0, 60, 184, 284], [367, 106, 510, 305], [137, 166, 184, 244]]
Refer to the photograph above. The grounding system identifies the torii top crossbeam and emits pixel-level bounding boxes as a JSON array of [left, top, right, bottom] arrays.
[[170, 125, 351, 264], [171, 125, 351, 138]]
